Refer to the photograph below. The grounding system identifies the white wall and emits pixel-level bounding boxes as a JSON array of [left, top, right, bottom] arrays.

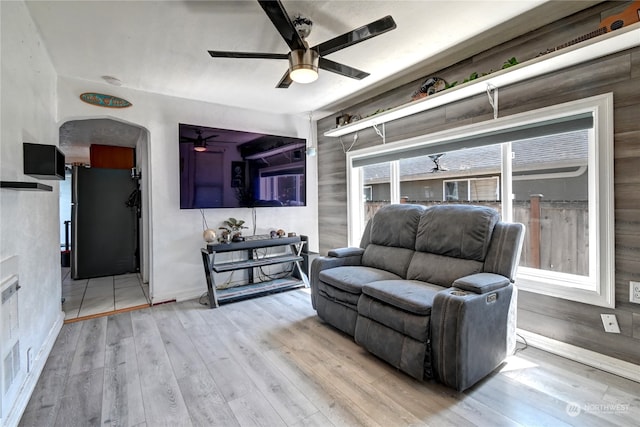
[[56, 77, 319, 304], [0, 2, 64, 425]]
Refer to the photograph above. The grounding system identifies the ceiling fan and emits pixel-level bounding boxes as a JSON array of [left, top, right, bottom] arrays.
[[180, 129, 218, 152], [428, 154, 448, 173], [208, 0, 397, 88]]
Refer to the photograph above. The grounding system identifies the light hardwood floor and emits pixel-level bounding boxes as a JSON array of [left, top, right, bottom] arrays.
[[20, 289, 640, 426]]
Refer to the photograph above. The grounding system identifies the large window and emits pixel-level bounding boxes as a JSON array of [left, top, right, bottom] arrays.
[[347, 94, 614, 307]]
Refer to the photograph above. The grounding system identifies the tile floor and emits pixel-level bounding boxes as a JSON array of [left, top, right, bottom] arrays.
[[61, 267, 150, 320]]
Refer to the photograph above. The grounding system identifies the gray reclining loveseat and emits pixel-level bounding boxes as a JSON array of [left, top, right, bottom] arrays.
[[310, 204, 524, 391]]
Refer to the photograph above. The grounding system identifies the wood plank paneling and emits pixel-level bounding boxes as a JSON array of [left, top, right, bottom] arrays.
[[316, 2, 640, 364]]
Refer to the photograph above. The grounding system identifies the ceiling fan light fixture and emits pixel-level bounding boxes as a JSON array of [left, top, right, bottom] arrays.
[[289, 49, 319, 84], [193, 141, 207, 152]]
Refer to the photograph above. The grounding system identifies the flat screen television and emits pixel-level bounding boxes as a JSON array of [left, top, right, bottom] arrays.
[[179, 123, 307, 209]]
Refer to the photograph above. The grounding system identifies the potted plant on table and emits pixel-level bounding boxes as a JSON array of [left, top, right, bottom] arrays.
[[219, 217, 248, 242]]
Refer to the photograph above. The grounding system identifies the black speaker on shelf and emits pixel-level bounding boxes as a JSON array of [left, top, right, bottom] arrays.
[[23, 143, 65, 180]]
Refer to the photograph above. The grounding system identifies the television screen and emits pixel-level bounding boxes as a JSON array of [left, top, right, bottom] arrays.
[[179, 123, 307, 209]]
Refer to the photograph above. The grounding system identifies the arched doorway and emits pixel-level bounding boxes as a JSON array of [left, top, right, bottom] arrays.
[[58, 117, 151, 319]]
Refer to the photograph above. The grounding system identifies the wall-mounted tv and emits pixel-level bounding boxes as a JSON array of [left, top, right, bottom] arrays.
[[179, 123, 307, 209]]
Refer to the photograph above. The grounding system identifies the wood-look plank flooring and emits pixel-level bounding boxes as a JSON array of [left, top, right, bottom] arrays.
[[19, 289, 640, 427]]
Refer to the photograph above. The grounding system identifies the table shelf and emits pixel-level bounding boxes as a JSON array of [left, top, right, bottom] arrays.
[[200, 236, 309, 308], [213, 254, 303, 273]]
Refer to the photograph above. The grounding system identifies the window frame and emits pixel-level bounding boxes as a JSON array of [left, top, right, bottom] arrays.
[[346, 93, 614, 308], [442, 176, 500, 202]]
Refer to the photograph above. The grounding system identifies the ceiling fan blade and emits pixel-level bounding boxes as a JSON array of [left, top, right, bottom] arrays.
[[208, 50, 288, 60], [257, 0, 306, 51], [319, 58, 369, 80], [275, 70, 293, 89], [314, 15, 397, 57]]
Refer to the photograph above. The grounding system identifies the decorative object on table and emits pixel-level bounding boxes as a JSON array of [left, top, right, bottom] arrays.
[[219, 230, 231, 243], [79, 92, 132, 108], [203, 228, 217, 244], [270, 230, 277, 239], [288, 232, 297, 237], [219, 217, 248, 242], [411, 77, 446, 101], [276, 229, 286, 237]]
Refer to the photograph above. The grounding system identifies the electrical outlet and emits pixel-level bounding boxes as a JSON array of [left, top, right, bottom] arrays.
[[600, 314, 620, 333], [630, 281, 640, 304]]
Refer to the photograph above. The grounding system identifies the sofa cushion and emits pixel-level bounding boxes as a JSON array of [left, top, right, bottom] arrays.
[[406, 252, 483, 287], [354, 314, 430, 380], [362, 244, 415, 278], [357, 294, 432, 342], [361, 280, 443, 316], [316, 281, 361, 307], [415, 205, 499, 262], [319, 266, 401, 294], [369, 204, 426, 249]]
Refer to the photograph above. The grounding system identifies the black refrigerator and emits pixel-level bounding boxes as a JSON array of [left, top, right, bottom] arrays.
[[71, 166, 138, 279]]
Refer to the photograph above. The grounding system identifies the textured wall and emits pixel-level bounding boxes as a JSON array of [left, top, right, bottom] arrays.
[[0, 1, 64, 423]]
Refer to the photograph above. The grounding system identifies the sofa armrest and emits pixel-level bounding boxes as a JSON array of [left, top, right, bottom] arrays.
[[327, 247, 365, 258], [309, 251, 364, 309], [453, 273, 510, 294], [431, 284, 514, 391]]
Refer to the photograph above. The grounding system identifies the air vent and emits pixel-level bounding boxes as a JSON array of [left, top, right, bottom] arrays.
[[1, 273, 20, 398], [3, 342, 20, 394]]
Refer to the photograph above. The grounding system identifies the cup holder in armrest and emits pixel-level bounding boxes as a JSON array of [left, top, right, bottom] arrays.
[[450, 290, 468, 297]]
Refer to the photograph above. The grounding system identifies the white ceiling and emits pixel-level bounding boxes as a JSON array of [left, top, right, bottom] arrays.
[[24, 0, 599, 157], [25, 0, 601, 118]]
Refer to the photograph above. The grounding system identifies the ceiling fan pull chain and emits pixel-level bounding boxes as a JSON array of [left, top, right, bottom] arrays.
[[486, 83, 499, 119]]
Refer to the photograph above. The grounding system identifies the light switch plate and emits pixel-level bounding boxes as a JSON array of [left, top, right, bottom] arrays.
[[600, 314, 620, 333]]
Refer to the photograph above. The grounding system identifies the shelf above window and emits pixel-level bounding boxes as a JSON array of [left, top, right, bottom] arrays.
[[324, 24, 640, 138]]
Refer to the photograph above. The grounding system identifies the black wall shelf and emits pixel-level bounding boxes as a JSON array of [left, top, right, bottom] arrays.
[[23, 143, 65, 180], [1, 181, 53, 191]]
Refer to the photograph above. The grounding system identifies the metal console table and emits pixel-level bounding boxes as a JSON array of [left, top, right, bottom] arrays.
[[200, 235, 309, 308]]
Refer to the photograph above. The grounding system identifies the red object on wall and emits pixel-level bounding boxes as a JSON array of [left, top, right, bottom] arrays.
[[90, 144, 134, 169]]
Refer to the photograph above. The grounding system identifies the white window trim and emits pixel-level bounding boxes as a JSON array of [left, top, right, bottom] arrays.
[[443, 176, 500, 202], [346, 93, 614, 308]]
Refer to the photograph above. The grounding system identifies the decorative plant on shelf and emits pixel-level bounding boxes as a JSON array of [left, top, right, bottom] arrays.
[[502, 57, 519, 69], [219, 217, 248, 242]]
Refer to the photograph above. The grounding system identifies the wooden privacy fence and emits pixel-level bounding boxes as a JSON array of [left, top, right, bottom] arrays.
[[364, 198, 589, 276], [514, 199, 588, 276]]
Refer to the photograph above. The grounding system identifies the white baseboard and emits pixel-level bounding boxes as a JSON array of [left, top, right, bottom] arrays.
[[152, 287, 203, 305], [3, 311, 64, 427], [516, 329, 640, 383]]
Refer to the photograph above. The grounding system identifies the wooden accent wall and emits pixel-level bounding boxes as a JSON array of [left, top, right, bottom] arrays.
[[316, 3, 640, 365], [90, 144, 135, 169]]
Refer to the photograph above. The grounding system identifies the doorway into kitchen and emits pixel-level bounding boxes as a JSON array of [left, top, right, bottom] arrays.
[[58, 118, 151, 320]]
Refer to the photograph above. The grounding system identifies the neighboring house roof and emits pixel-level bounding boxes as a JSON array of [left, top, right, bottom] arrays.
[[363, 130, 588, 183]]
